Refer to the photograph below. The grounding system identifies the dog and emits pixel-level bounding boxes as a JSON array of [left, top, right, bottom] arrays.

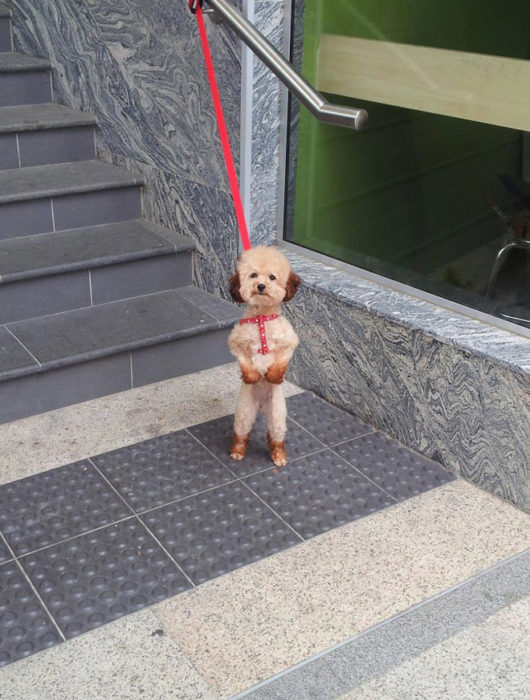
[[228, 246, 301, 467]]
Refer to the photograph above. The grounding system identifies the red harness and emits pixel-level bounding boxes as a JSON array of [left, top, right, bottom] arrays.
[[240, 314, 279, 354]]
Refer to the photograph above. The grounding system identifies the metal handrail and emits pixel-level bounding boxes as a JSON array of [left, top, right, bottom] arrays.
[[199, 0, 368, 130]]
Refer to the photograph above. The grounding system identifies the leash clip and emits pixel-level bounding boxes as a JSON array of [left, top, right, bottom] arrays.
[[189, 0, 218, 17]]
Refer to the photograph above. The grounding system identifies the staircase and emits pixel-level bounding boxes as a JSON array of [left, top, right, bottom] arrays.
[[0, 5, 238, 425]]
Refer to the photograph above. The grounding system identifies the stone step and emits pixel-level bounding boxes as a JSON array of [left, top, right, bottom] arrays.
[[0, 103, 97, 168], [0, 52, 51, 106], [0, 160, 144, 237], [0, 287, 239, 424], [0, 15, 11, 52], [0, 219, 195, 323]]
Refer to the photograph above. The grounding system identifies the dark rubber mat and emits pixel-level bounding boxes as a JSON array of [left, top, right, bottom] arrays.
[[19, 518, 191, 639], [91, 430, 235, 512], [245, 449, 395, 539], [188, 413, 324, 477], [0, 390, 457, 668], [286, 392, 375, 446], [0, 536, 11, 564], [142, 480, 302, 584], [0, 461, 132, 556], [0, 561, 62, 667], [334, 432, 456, 501]]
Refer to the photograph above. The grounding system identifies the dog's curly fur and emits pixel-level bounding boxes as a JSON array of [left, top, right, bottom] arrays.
[[228, 246, 300, 467]]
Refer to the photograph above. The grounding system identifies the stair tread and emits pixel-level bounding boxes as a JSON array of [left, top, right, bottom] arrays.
[[1, 288, 238, 379], [0, 160, 145, 204], [0, 52, 50, 72], [0, 6, 10, 18], [0, 219, 194, 282], [0, 103, 97, 133]]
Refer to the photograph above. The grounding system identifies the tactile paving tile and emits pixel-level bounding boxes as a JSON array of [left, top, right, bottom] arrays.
[[141, 480, 302, 584], [244, 449, 396, 539], [0, 561, 62, 667], [0, 461, 132, 556], [19, 518, 191, 639], [286, 392, 375, 446], [0, 536, 12, 564], [91, 430, 235, 512], [188, 412, 324, 477], [334, 432, 456, 501]]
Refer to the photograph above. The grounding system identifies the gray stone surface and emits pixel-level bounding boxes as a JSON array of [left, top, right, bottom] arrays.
[[0, 103, 96, 132], [0, 220, 178, 281], [235, 548, 530, 699], [0, 324, 37, 378], [0, 159, 144, 203], [6, 289, 221, 369], [18, 125, 95, 166]]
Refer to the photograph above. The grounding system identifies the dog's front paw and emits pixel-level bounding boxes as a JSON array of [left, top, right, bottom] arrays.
[[265, 363, 287, 385], [240, 365, 261, 384]]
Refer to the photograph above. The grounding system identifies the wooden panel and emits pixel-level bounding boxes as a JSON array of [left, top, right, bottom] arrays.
[[317, 35, 530, 131]]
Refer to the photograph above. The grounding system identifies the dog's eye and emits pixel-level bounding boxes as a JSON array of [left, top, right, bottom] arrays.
[[269, 274, 276, 280], [250, 272, 258, 278]]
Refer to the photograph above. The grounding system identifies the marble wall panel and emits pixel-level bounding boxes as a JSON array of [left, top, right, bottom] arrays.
[[248, 0, 284, 246], [10, 0, 242, 284], [284, 267, 530, 512]]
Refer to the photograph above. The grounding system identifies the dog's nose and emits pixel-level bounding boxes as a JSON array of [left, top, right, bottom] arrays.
[[257, 284, 266, 292]]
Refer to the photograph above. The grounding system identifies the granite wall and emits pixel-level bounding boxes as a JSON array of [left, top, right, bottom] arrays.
[[284, 251, 530, 512], [10, 0, 242, 295]]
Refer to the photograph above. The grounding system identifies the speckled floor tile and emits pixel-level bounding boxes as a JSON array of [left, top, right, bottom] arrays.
[[153, 480, 530, 697], [0, 607, 218, 699], [341, 596, 530, 700], [0, 362, 302, 486]]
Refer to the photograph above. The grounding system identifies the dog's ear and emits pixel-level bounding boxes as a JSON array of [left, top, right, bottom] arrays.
[[229, 272, 244, 303], [283, 271, 301, 302]]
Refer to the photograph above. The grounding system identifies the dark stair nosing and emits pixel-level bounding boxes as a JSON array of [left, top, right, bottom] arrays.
[[0, 103, 97, 133], [1, 288, 239, 381], [0, 52, 50, 72], [0, 5, 11, 17], [0, 160, 145, 204], [0, 219, 194, 284]]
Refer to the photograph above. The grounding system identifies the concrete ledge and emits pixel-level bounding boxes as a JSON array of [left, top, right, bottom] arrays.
[[283, 249, 530, 511]]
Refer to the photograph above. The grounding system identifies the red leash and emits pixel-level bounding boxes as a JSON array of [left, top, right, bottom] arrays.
[[190, 0, 252, 251]]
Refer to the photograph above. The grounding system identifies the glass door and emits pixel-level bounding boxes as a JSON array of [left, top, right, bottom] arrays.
[[285, 0, 530, 329]]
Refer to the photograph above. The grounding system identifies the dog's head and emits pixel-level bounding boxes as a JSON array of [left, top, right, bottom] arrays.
[[229, 246, 300, 308]]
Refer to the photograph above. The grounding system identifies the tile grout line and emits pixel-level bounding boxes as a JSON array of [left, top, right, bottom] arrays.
[[87, 457, 196, 590], [4, 324, 41, 366], [185, 429, 306, 543], [15, 132, 21, 168], [286, 413, 399, 502], [230, 545, 530, 699], [0, 530, 67, 643]]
